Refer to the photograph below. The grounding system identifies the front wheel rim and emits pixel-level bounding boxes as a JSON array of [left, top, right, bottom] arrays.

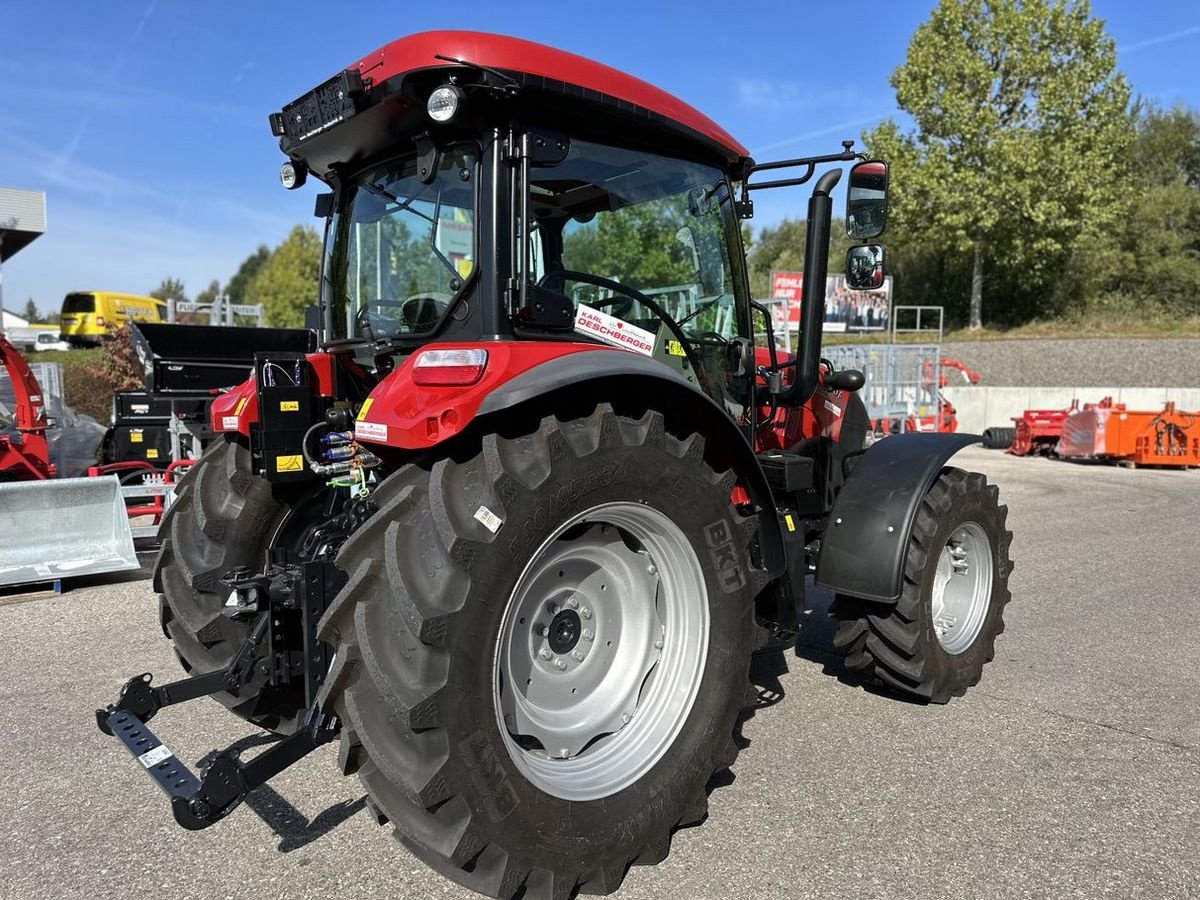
[[494, 501, 709, 801], [930, 520, 994, 655]]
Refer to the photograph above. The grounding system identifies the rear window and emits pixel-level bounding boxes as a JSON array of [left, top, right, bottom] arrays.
[[62, 293, 95, 314]]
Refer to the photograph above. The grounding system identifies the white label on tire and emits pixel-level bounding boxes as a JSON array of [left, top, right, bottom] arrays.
[[138, 745, 173, 768], [474, 505, 503, 533]]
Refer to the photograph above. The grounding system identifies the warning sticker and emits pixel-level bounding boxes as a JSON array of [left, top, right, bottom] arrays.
[[355, 421, 387, 442], [221, 415, 240, 430], [275, 454, 304, 472], [575, 306, 655, 356], [665, 340, 687, 357], [130, 431, 143, 443], [279, 400, 299, 412], [233, 396, 248, 415], [146, 449, 159, 459], [474, 505, 503, 533], [138, 745, 173, 768], [357, 398, 375, 421]]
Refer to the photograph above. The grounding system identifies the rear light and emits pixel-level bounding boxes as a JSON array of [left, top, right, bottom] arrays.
[[411, 348, 488, 386], [95, 316, 106, 326]]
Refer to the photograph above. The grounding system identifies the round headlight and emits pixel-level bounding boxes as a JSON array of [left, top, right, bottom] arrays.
[[427, 85, 462, 123], [280, 160, 307, 190]]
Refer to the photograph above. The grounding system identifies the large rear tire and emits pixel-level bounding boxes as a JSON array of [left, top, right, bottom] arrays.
[[831, 467, 1013, 703], [319, 405, 765, 898], [153, 437, 308, 732]]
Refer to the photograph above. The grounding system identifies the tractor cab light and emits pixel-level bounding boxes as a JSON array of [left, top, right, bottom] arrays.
[[412, 348, 488, 386], [427, 85, 463, 123], [280, 160, 307, 190]]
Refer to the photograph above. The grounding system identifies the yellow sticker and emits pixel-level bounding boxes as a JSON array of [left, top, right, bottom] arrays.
[[130, 431, 143, 443], [234, 396, 248, 415], [666, 340, 687, 357], [784, 514, 796, 533], [357, 398, 375, 421], [279, 400, 299, 412], [146, 448, 159, 460], [275, 454, 304, 473]]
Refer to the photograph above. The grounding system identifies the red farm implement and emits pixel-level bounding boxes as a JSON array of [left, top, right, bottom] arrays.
[[1057, 397, 1200, 467], [1008, 402, 1079, 456]]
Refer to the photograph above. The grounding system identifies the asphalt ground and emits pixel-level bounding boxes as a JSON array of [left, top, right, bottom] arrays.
[[2, 447, 1198, 900]]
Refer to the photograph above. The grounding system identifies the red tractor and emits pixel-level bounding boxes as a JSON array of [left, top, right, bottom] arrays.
[[97, 32, 1013, 899]]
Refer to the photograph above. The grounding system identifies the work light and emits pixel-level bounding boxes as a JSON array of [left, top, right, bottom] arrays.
[[280, 161, 307, 190], [427, 85, 463, 123]]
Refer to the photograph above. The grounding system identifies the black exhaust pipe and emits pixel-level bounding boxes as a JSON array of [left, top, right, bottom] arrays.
[[780, 167, 841, 407]]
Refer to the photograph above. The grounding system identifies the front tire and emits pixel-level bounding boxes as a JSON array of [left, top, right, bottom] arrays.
[[319, 405, 764, 898], [831, 467, 1013, 703]]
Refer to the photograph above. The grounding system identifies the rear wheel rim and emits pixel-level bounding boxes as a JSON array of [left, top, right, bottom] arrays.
[[494, 501, 709, 801], [930, 520, 994, 655]]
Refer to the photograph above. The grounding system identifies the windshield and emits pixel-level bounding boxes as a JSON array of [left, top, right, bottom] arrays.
[[331, 143, 477, 339], [62, 293, 95, 314]]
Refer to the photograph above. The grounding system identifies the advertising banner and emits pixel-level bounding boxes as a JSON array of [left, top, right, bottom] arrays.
[[769, 270, 893, 334]]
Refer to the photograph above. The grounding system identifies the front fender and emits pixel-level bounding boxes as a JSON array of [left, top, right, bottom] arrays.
[[474, 350, 786, 580], [814, 432, 982, 603]]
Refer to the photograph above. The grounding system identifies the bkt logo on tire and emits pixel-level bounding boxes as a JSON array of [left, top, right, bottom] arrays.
[[704, 520, 746, 593]]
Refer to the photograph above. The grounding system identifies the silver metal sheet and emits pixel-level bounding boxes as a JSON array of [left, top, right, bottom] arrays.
[[0, 475, 139, 587]]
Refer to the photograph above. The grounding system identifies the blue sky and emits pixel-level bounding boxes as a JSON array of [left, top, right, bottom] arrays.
[[3, 3, 1199, 317]]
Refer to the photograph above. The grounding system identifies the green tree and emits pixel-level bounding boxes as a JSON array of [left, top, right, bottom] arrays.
[[21, 298, 40, 323], [865, 0, 1132, 329], [194, 279, 221, 306], [249, 226, 322, 327], [746, 217, 854, 298], [1086, 105, 1200, 316], [225, 245, 271, 306], [150, 277, 188, 305]]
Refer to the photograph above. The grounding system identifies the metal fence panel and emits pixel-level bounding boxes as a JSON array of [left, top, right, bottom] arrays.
[[824, 344, 943, 432]]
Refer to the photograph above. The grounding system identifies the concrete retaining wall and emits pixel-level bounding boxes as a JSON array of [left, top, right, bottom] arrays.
[[943, 387, 1200, 435]]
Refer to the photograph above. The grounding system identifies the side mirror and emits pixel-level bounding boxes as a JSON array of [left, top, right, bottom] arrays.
[[845, 160, 889, 240], [845, 245, 885, 290]]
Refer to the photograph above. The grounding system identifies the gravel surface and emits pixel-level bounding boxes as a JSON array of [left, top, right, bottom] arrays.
[[2, 448, 1199, 900], [938, 338, 1200, 387]]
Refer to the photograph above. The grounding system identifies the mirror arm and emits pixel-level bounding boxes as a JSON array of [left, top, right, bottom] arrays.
[[778, 167, 841, 408], [737, 141, 859, 218]]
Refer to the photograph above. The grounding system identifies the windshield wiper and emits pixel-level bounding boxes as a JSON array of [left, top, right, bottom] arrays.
[[358, 181, 437, 227]]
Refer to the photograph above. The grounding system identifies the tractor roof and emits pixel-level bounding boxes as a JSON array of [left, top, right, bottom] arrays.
[[277, 31, 749, 175]]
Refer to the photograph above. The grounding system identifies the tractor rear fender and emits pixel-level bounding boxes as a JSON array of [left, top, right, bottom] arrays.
[[814, 432, 982, 603], [472, 350, 787, 580]]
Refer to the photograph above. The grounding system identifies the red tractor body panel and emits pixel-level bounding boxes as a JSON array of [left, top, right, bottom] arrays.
[[347, 31, 749, 163], [353, 342, 605, 450], [0, 334, 55, 480]]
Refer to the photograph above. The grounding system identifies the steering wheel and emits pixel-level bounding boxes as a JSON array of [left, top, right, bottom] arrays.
[[356, 294, 452, 336], [537, 270, 705, 377]]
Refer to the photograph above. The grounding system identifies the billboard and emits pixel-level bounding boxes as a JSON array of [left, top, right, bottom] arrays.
[[769, 270, 893, 333]]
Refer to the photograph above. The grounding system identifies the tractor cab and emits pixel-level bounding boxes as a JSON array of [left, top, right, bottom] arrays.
[[271, 31, 883, 439]]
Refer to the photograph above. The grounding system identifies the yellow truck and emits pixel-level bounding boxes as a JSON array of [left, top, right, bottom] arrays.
[[59, 292, 166, 346]]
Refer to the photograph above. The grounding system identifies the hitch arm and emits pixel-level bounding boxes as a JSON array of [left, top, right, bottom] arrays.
[[102, 703, 340, 830], [95, 612, 270, 735]]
